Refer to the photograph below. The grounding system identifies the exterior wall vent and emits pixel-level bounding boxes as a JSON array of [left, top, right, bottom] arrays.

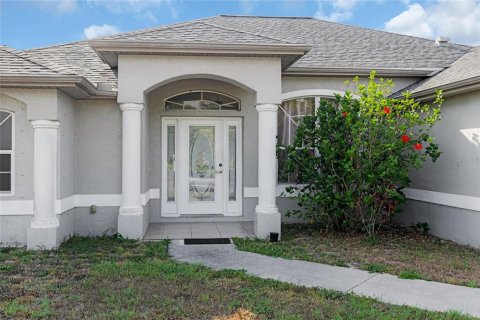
[[97, 83, 113, 91], [435, 37, 450, 46]]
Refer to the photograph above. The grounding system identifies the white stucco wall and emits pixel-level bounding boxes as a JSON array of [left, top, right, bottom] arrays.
[[118, 55, 282, 104], [146, 77, 259, 222], [58, 91, 75, 199], [282, 76, 421, 95], [0, 92, 33, 201], [2, 64, 476, 248], [74, 99, 122, 194], [395, 90, 480, 248]]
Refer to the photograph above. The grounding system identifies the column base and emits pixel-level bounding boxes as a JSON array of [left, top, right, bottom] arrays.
[[27, 224, 60, 250], [254, 206, 281, 240], [118, 206, 145, 239]]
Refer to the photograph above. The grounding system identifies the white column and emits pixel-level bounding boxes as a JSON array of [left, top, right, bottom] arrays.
[[27, 120, 60, 250], [255, 104, 281, 239], [118, 103, 145, 239]]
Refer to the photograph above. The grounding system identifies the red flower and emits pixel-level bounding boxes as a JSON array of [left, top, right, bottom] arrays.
[[383, 106, 391, 114], [414, 143, 423, 150], [401, 135, 410, 143], [342, 111, 348, 118]]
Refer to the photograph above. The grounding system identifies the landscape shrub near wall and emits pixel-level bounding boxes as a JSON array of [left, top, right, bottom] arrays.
[[280, 72, 443, 237]]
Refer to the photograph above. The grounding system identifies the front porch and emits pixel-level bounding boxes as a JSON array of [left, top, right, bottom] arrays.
[[144, 222, 254, 240]]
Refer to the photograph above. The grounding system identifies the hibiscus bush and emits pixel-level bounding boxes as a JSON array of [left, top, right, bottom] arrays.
[[280, 72, 443, 237]]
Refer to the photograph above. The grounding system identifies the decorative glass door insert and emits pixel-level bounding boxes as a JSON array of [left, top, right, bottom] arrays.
[[161, 117, 242, 217], [189, 126, 215, 201]]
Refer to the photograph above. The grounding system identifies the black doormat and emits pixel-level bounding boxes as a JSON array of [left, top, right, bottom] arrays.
[[184, 238, 231, 245]]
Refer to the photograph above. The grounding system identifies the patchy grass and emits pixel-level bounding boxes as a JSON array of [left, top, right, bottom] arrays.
[[399, 269, 423, 280], [0, 235, 477, 319], [233, 224, 480, 288]]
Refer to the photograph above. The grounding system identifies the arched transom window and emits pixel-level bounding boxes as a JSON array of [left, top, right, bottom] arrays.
[[164, 90, 240, 111], [0, 110, 14, 194]]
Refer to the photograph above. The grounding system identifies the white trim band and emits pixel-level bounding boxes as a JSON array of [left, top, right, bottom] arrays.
[[256, 103, 278, 112], [30, 120, 60, 129], [3, 188, 479, 215], [244, 186, 480, 212], [281, 89, 346, 101], [0, 189, 160, 216], [404, 188, 480, 212], [119, 103, 144, 112]]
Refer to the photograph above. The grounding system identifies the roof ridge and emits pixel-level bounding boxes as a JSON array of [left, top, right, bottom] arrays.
[[219, 15, 313, 19], [25, 40, 88, 52], [1, 46, 66, 75], [96, 17, 214, 40], [24, 17, 213, 50], [308, 17, 472, 49], [444, 46, 480, 68], [217, 15, 470, 48], [201, 20, 295, 44]]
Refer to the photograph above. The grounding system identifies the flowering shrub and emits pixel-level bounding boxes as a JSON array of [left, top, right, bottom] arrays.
[[280, 72, 442, 237]]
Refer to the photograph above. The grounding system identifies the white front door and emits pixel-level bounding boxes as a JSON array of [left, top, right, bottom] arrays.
[[161, 117, 242, 216]]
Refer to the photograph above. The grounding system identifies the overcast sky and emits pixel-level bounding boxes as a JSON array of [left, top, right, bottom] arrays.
[[1, 0, 479, 50]]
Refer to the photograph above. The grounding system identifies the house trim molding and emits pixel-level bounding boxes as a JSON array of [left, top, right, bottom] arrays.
[[282, 67, 441, 77], [3, 187, 479, 216], [0, 189, 161, 216], [281, 89, 345, 101], [409, 76, 480, 101], [0, 74, 116, 99], [244, 186, 480, 212]]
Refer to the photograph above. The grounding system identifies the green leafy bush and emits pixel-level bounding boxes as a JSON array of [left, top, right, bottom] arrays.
[[279, 72, 442, 237]]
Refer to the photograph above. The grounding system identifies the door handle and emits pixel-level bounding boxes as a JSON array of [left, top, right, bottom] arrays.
[[215, 169, 223, 174]]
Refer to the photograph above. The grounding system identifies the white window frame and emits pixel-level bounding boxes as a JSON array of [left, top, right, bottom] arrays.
[[0, 110, 15, 196], [277, 90, 344, 185], [161, 117, 242, 217], [164, 90, 241, 111]]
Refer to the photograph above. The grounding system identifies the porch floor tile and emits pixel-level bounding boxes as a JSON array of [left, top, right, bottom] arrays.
[[144, 222, 254, 240]]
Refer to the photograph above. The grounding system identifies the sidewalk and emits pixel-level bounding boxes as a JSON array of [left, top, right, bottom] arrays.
[[170, 241, 480, 317]]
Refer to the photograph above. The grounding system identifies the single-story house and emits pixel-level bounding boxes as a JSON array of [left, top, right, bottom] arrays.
[[0, 15, 479, 250]]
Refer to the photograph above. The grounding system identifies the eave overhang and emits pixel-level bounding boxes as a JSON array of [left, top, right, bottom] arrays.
[[283, 67, 442, 77], [88, 39, 312, 70], [0, 74, 116, 99], [403, 75, 480, 101]]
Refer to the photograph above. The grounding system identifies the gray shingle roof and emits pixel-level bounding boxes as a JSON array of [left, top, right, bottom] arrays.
[[7, 15, 474, 92], [0, 45, 63, 76], [205, 16, 471, 70], [101, 20, 291, 44], [406, 47, 480, 94], [24, 41, 118, 88]]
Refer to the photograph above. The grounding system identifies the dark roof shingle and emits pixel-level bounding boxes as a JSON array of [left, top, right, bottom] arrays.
[[406, 46, 480, 94], [5, 15, 474, 91], [0, 45, 64, 76], [101, 20, 292, 44], [25, 41, 118, 88], [205, 16, 471, 70]]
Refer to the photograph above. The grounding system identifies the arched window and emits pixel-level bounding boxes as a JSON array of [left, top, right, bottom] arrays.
[[0, 110, 14, 194], [164, 90, 240, 111], [278, 96, 336, 183]]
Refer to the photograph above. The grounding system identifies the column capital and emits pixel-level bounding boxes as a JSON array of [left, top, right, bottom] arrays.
[[256, 104, 278, 112], [31, 120, 59, 129], [120, 103, 144, 112]]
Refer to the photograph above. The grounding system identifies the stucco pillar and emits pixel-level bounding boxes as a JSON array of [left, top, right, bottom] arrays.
[[255, 104, 281, 239], [118, 103, 145, 239], [27, 120, 60, 250]]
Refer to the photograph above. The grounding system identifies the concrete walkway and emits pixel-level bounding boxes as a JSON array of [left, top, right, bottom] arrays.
[[145, 222, 254, 240], [170, 241, 480, 317]]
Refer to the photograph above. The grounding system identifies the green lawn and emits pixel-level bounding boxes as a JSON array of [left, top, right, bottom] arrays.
[[233, 224, 480, 288], [0, 236, 477, 319]]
